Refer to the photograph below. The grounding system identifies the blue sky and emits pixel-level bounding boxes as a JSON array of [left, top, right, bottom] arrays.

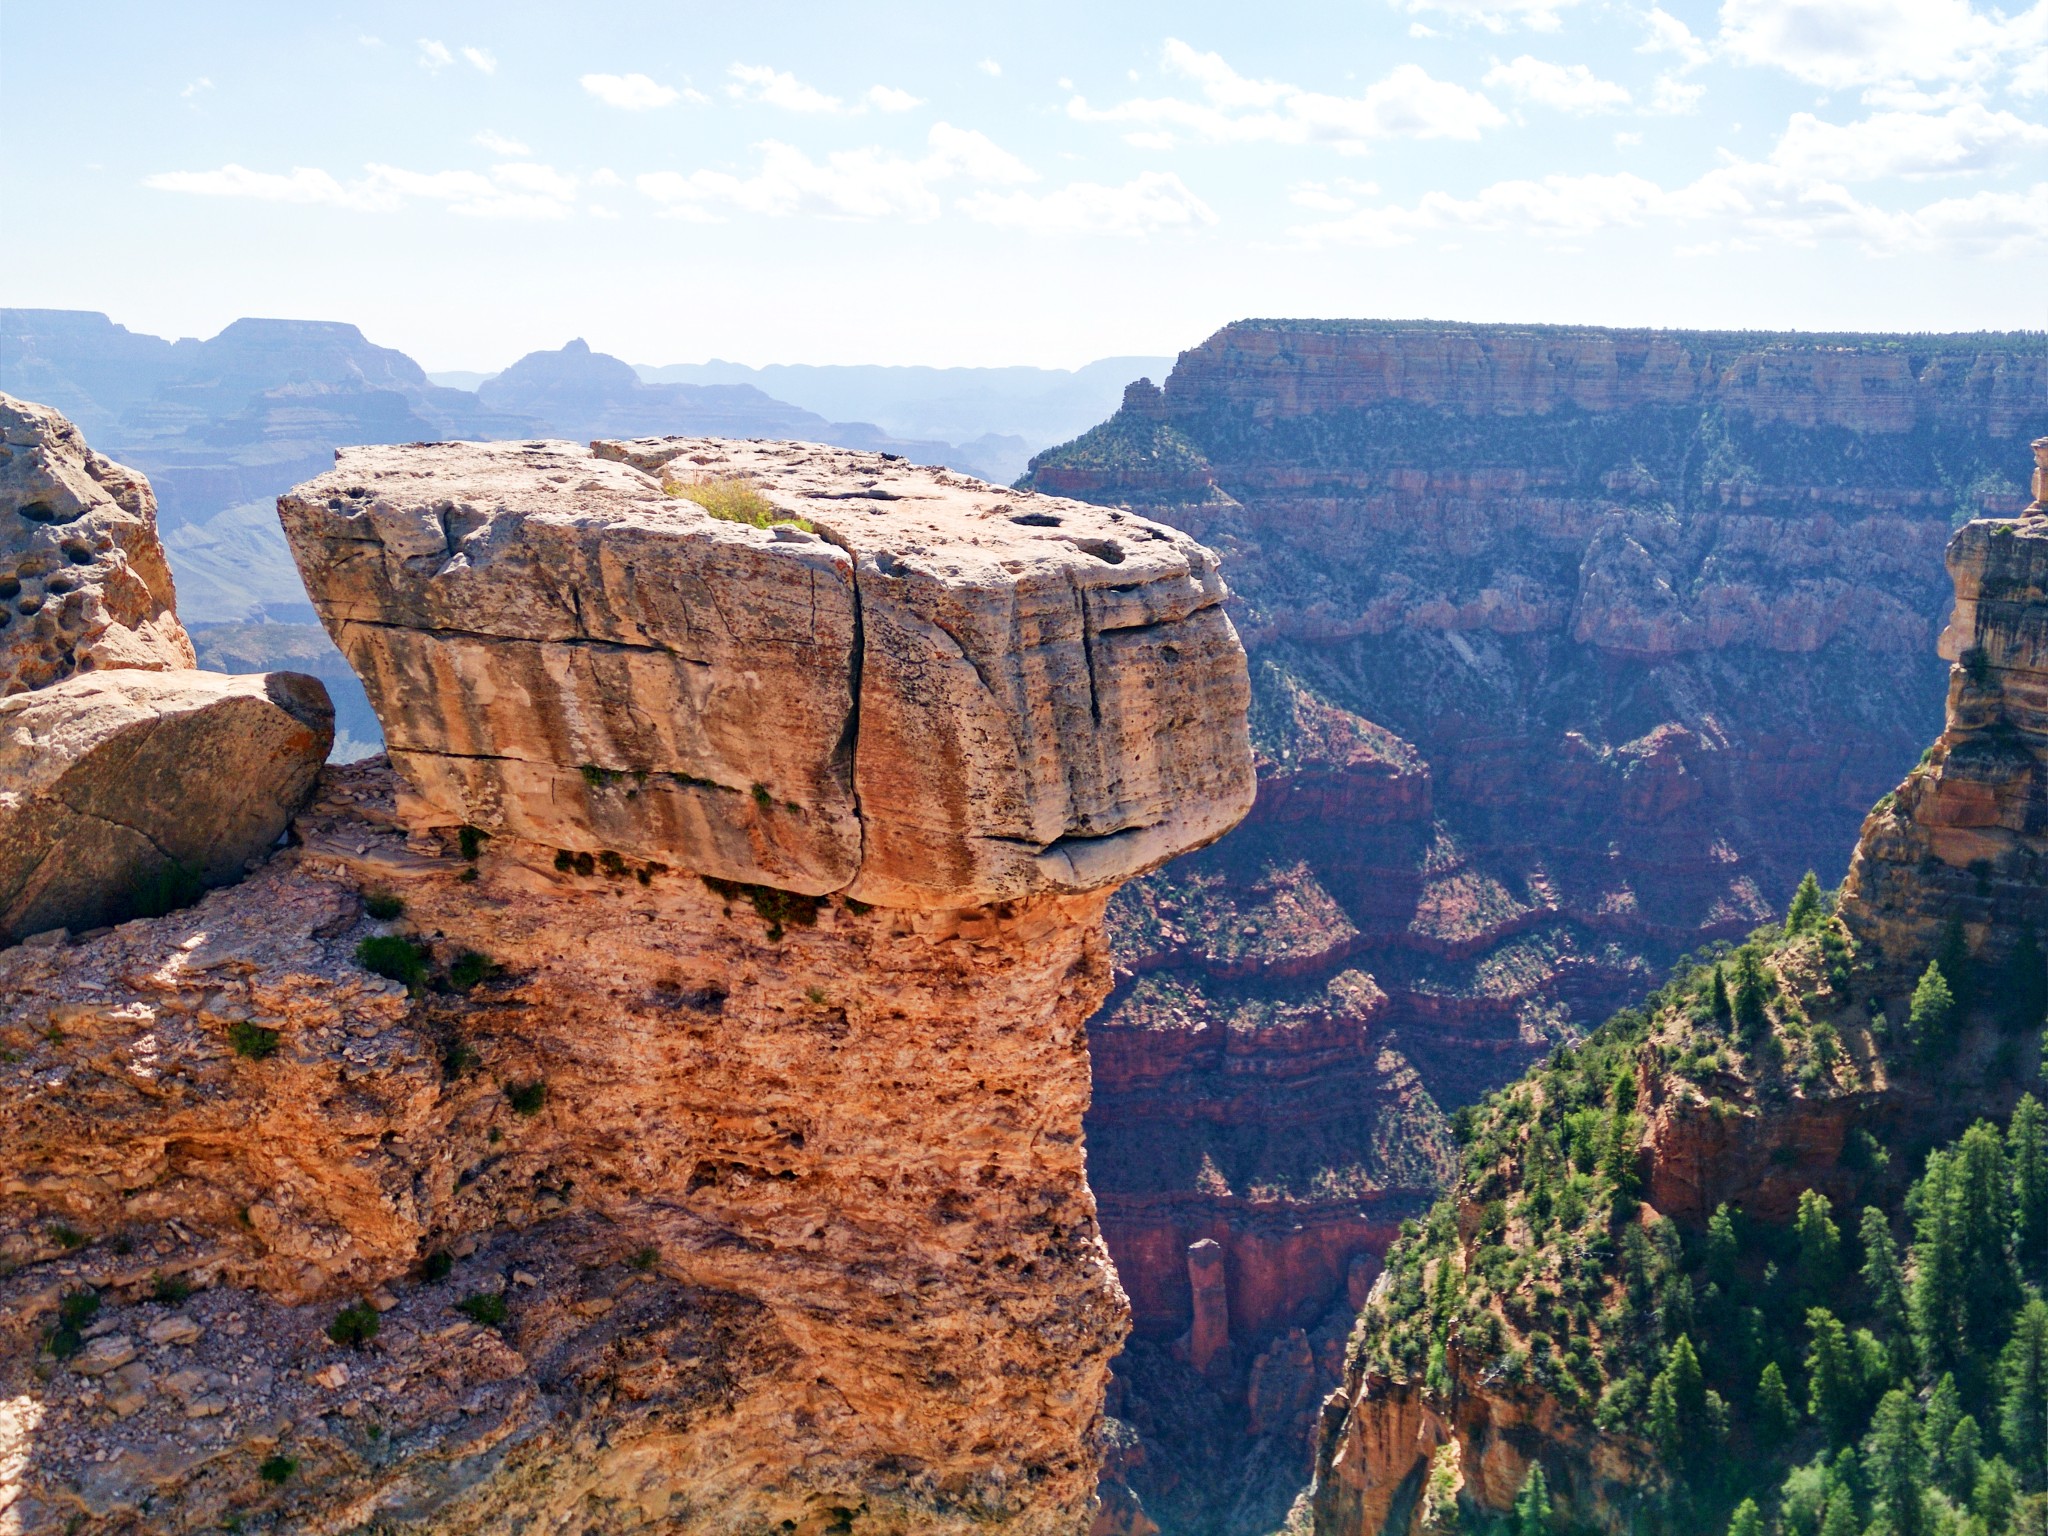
[[4, 0, 2044, 369]]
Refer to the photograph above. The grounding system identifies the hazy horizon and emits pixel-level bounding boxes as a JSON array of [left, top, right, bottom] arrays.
[[6, 1, 2045, 371]]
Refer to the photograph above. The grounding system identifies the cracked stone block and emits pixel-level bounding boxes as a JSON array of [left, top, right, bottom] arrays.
[[0, 669, 333, 944], [280, 437, 1255, 908]]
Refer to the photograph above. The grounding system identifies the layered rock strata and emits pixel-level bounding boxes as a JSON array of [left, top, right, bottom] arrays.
[[282, 437, 1252, 908], [0, 396, 331, 945], [1843, 436, 2048, 973], [1025, 323, 2045, 1532], [0, 440, 1255, 1533]]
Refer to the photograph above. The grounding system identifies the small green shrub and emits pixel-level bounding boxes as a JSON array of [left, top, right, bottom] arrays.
[[228, 1021, 280, 1060], [554, 849, 575, 872], [58, 1288, 99, 1330], [328, 1301, 380, 1349], [751, 783, 773, 808], [355, 935, 430, 994], [258, 1454, 297, 1485], [49, 1222, 84, 1251], [447, 951, 495, 990], [598, 850, 627, 878], [443, 1041, 481, 1078], [700, 876, 825, 942], [420, 1249, 454, 1282], [666, 474, 813, 531], [151, 1272, 193, 1304], [363, 892, 404, 921], [457, 825, 489, 861], [455, 1291, 509, 1327], [630, 1246, 659, 1271], [506, 1080, 547, 1116]]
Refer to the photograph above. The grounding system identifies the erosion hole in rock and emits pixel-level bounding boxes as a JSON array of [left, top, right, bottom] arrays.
[[1010, 511, 1064, 527], [1064, 537, 1126, 565], [16, 501, 69, 524]]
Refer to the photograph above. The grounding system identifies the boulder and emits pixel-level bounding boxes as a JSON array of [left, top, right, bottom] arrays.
[[0, 668, 333, 943], [1, 391, 193, 695], [280, 436, 1255, 908]]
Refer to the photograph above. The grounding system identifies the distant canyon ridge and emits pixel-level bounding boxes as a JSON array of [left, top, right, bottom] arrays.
[[1019, 319, 2048, 1529]]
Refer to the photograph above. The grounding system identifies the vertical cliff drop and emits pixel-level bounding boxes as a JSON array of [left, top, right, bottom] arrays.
[[0, 437, 1253, 1534]]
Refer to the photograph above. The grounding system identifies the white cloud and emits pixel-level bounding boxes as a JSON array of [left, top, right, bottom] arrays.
[[358, 35, 382, 47], [957, 171, 1219, 234], [866, 84, 924, 112], [1289, 176, 1382, 211], [1639, 8, 1713, 68], [2013, 46, 2048, 95], [144, 161, 579, 219], [978, 58, 1003, 76], [1483, 56, 1632, 112], [1615, 129, 1646, 146], [1289, 153, 2048, 256], [581, 72, 683, 110], [1769, 102, 2048, 178], [637, 122, 1037, 222], [728, 63, 842, 113], [1715, 0, 2041, 89], [462, 47, 497, 75], [418, 39, 454, 73], [1389, 0, 1585, 32], [590, 167, 622, 187], [472, 130, 531, 156], [1650, 72, 1707, 112], [181, 77, 213, 100], [1069, 39, 1506, 154]]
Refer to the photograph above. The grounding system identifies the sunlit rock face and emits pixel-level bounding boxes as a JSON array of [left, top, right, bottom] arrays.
[[281, 436, 1254, 908], [1, 391, 193, 696], [0, 436, 1255, 1535]]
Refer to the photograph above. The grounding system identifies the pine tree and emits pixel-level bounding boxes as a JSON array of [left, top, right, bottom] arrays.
[[1796, 1189, 1843, 1296], [1913, 1147, 1968, 1375], [2014, 1095, 2048, 1282], [1924, 1373, 1963, 1476], [1861, 1207, 1909, 1337], [1959, 1122, 2021, 1358], [1708, 1204, 1741, 1292], [1817, 1488, 1858, 1536], [1808, 1309, 1864, 1447], [2001, 1298, 2048, 1491], [1864, 1388, 1930, 1536], [1514, 1463, 1551, 1536], [1911, 962, 1957, 1054], [1711, 966, 1733, 1025], [1759, 1361, 1798, 1441], [1949, 1416, 1985, 1502], [1604, 1112, 1642, 1218], [1977, 1457, 2020, 1531], [1788, 871, 1826, 933], [1727, 1498, 1765, 1536], [1649, 1335, 1709, 1465], [1734, 948, 1771, 1039]]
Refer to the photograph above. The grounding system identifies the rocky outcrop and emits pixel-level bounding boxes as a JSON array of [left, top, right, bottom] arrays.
[[1, 440, 1255, 1533], [282, 437, 1252, 909], [0, 397, 332, 946], [1843, 437, 2048, 977], [0, 670, 332, 943], [2, 393, 193, 694]]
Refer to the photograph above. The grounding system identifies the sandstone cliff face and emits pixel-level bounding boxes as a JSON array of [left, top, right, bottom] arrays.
[[1843, 439, 2048, 976], [1, 441, 1255, 1533], [0, 397, 332, 945], [1, 392, 193, 695], [282, 438, 1251, 909], [1023, 322, 2045, 1314], [1022, 323, 2045, 1531]]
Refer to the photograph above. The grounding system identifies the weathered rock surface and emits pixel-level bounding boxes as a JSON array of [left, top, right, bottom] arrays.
[[1844, 438, 2048, 977], [281, 437, 1253, 909], [1025, 322, 2047, 1531], [1, 392, 193, 694], [0, 669, 332, 944], [3, 436, 1255, 1532]]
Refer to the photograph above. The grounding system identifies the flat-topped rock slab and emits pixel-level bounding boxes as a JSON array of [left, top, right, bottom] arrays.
[[282, 437, 1255, 907]]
